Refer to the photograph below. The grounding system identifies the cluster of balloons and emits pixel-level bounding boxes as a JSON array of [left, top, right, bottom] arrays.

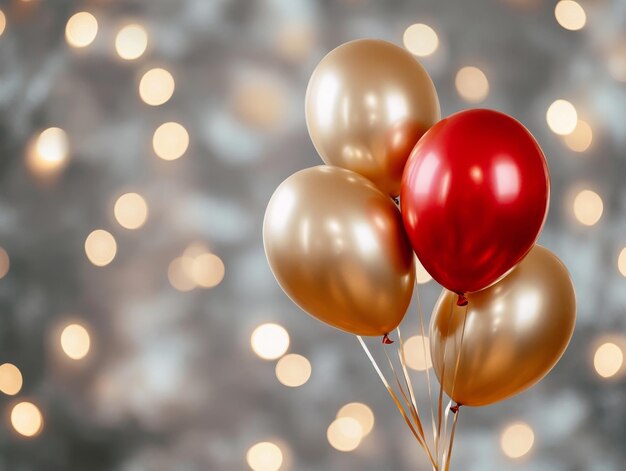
[[264, 39, 576, 407]]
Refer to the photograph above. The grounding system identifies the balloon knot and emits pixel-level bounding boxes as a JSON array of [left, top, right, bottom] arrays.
[[382, 333, 394, 345], [451, 403, 461, 414], [456, 293, 468, 306]]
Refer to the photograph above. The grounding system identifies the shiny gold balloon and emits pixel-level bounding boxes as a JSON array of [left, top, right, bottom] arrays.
[[430, 245, 576, 407], [263, 166, 415, 336], [305, 39, 440, 197]]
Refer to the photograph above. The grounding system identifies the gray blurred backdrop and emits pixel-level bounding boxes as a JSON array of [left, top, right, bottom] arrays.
[[0, 0, 625, 470]]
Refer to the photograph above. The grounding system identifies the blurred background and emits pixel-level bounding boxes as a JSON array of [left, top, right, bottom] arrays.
[[0, 0, 624, 469]]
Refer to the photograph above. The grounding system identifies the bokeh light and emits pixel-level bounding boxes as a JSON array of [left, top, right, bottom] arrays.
[[152, 122, 189, 160], [181, 243, 209, 280], [65, 12, 98, 48], [563, 119, 593, 152], [36, 127, 69, 162], [275, 353, 311, 387], [28, 127, 69, 176], [403, 336, 433, 371], [191, 253, 225, 288], [337, 403, 375, 436], [115, 24, 148, 60], [11, 402, 43, 437], [455, 66, 489, 103], [0, 247, 9, 279], [139, 68, 175, 106], [251, 323, 290, 360], [168, 257, 196, 292], [327, 417, 363, 452], [594, 342, 624, 378], [546, 100, 578, 135], [84, 229, 117, 266], [114, 192, 148, 230], [246, 442, 283, 471], [60, 324, 91, 360], [555, 0, 586, 31], [0, 363, 23, 395], [403, 23, 439, 57], [0, 9, 7, 36], [618, 247, 626, 277], [500, 422, 535, 459], [573, 190, 603, 226]]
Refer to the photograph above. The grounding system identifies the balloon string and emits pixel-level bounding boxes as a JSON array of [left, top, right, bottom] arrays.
[[356, 336, 437, 469], [396, 326, 432, 453], [449, 304, 469, 404], [441, 303, 469, 468], [441, 400, 453, 466], [443, 406, 461, 471], [414, 283, 438, 456], [382, 340, 427, 443], [436, 297, 456, 463]]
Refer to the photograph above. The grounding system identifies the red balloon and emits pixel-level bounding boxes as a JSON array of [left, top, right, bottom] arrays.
[[400, 109, 550, 298]]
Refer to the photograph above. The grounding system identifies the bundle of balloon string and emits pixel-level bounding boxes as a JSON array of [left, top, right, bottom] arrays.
[[263, 39, 576, 470]]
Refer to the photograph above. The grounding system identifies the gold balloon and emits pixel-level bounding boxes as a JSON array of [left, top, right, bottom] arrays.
[[430, 245, 576, 407], [305, 39, 440, 197], [263, 166, 415, 336]]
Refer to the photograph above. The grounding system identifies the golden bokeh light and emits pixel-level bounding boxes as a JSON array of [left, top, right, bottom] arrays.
[[152, 122, 189, 161], [246, 442, 283, 471], [403, 335, 433, 371], [275, 353, 312, 387], [573, 190, 603, 226], [65, 12, 98, 48], [139, 68, 175, 106], [327, 417, 363, 452], [546, 100, 578, 135], [11, 402, 43, 437], [251, 323, 290, 360], [500, 422, 534, 459], [455, 66, 489, 103], [191, 253, 225, 288], [183, 241, 211, 259], [60, 323, 91, 360], [28, 127, 70, 176], [403, 23, 439, 57], [337, 403, 375, 437], [555, 0, 586, 31], [114, 192, 148, 230], [36, 127, 69, 162], [0, 363, 23, 395], [0, 247, 9, 279], [0, 9, 6, 37], [84, 229, 117, 266], [618, 247, 626, 277], [168, 257, 196, 292], [181, 243, 208, 279], [115, 24, 148, 60], [415, 256, 432, 284], [594, 342, 624, 378], [563, 119, 592, 152]]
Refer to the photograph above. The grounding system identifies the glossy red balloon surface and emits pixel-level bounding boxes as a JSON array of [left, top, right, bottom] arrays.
[[400, 109, 550, 294]]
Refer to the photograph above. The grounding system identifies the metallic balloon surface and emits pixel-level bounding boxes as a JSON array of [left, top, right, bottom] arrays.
[[263, 166, 415, 336], [305, 39, 440, 197], [429, 245, 576, 407], [401, 109, 550, 295]]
